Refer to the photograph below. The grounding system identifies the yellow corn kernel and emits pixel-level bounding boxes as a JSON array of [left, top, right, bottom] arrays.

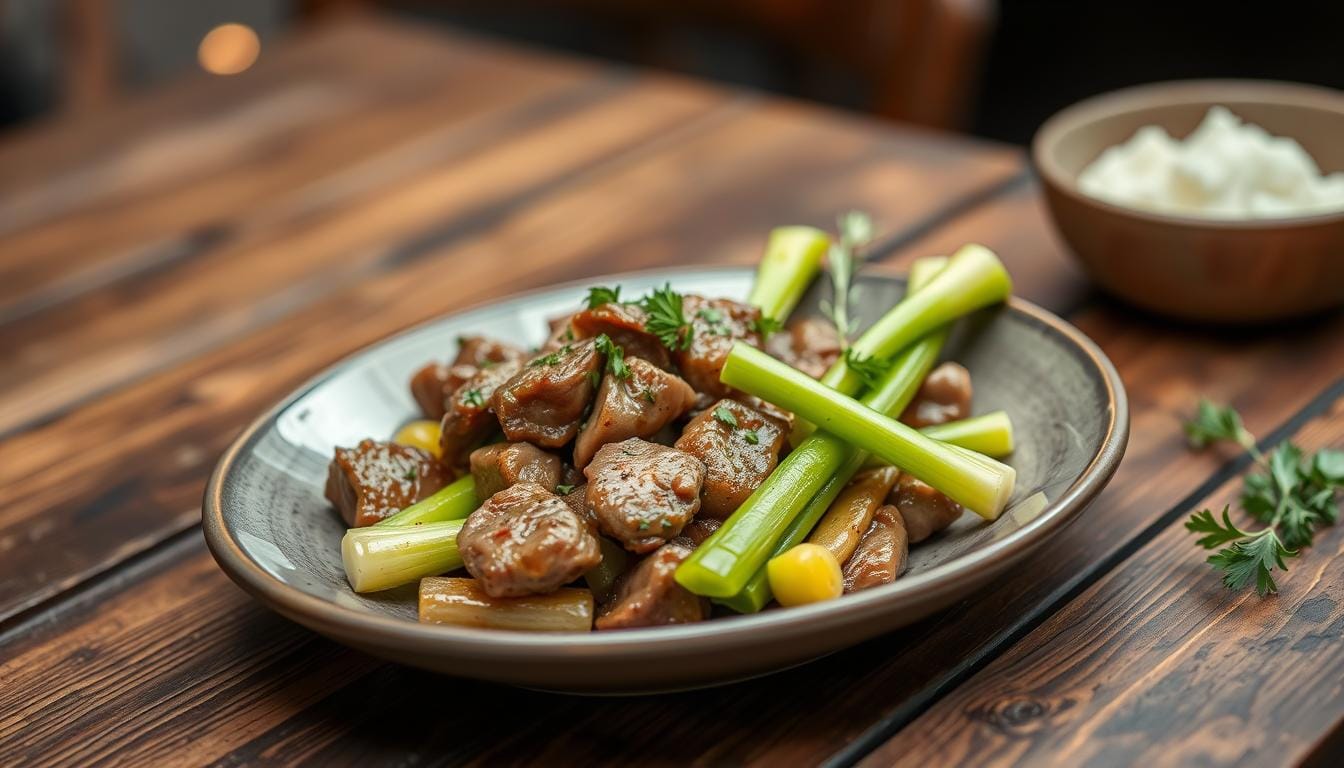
[[767, 543, 843, 607], [393, 419, 442, 459]]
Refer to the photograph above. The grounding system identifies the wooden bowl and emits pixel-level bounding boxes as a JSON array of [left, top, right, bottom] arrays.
[[203, 267, 1128, 693], [1033, 80, 1344, 323]]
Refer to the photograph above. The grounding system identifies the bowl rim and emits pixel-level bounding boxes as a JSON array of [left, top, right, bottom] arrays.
[[203, 264, 1130, 661], [1032, 78, 1344, 229]]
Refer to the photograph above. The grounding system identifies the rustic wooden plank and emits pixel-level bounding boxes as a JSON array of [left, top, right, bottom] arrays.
[[865, 389, 1344, 768], [0, 78, 727, 437], [0, 98, 1020, 625], [6, 182, 1340, 767], [0, 18, 600, 314]]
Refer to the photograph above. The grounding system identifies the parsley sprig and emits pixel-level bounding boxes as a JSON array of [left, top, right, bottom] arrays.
[[843, 348, 890, 389], [820, 210, 874, 347], [593, 333, 631, 380], [639, 284, 693, 351], [585, 286, 622, 309], [1183, 399, 1344, 595]]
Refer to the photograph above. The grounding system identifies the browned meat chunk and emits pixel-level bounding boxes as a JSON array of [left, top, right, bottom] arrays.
[[541, 315, 577, 352], [900, 362, 972, 428], [571, 302, 671, 369], [888, 473, 963, 543], [674, 399, 787, 519], [572, 356, 696, 469], [408, 336, 525, 419], [596, 539, 708, 630], [765, 316, 842, 379], [584, 438, 705, 553], [325, 439, 448, 527], [438, 360, 521, 469], [842, 504, 909, 593], [494, 340, 602, 447], [469, 442, 563, 500], [457, 482, 601, 597], [673, 295, 763, 399], [680, 516, 722, 547]]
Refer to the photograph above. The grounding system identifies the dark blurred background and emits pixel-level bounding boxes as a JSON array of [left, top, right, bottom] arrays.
[[4, 0, 1342, 143]]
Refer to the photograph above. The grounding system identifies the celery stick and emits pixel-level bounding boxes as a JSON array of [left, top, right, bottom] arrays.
[[821, 244, 1011, 395], [375, 475, 478, 527], [921, 411, 1014, 458], [342, 520, 465, 593], [721, 344, 1016, 519], [677, 258, 948, 600], [747, 225, 830, 325]]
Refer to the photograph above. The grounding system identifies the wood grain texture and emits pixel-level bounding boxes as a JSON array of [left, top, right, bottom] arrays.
[[0, 19, 1019, 628], [865, 393, 1344, 768], [6, 181, 1344, 767]]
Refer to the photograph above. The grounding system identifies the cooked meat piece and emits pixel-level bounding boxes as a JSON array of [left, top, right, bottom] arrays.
[[494, 339, 602, 447], [842, 504, 909, 593], [888, 473, 963, 543], [438, 360, 521, 469], [673, 295, 763, 399], [408, 336, 525, 419], [596, 539, 708, 630], [765, 316, 842, 380], [680, 516, 722, 547], [807, 467, 901, 566], [325, 439, 448, 527], [732, 394, 793, 436], [572, 356, 696, 469], [571, 302, 671, 369], [900, 362, 972, 428], [674, 399, 787, 519], [541, 315, 578, 352], [584, 438, 705, 553], [457, 482, 601, 598], [469, 442, 563, 500]]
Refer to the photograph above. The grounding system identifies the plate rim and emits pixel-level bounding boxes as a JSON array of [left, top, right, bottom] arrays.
[[203, 264, 1129, 659]]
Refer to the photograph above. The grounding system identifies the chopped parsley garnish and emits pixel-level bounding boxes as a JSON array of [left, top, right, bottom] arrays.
[[639, 285, 693, 351], [403, 467, 418, 481], [696, 307, 723, 324], [641, 388, 657, 404], [660, 518, 672, 529], [528, 345, 569, 368], [461, 388, 486, 408], [713, 406, 739, 429], [743, 430, 760, 445], [752, 316, 784, 337], [594, 333, 631, 380], [555, 483, 576, 495], [1183, 399, 1343, 595], [638, 521, 651, 531], [587, 370, 601, 389], [585, 285, 622, 309], [844, 348, 890, 389]]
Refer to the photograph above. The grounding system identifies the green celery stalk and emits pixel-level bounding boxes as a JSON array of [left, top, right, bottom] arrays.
[[375, 474, 478, 527], [342, 520, 465, 593], [747, 226, 830, 325], [922, 411, 1014, 458], [677, 258, 949, 600], [820, 243, 1011, 395], [721, 344, 1016, 519]]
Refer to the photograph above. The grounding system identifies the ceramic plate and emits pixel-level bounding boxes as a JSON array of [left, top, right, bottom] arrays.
[[204, 267, 1128, 693]]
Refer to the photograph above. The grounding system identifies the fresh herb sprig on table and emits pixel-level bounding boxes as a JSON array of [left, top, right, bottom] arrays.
[[1183, 399, 1344, 595]]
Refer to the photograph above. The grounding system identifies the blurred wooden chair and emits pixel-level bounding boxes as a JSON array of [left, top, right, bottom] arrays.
[[300, 0, 996, 130], [56, 0, 995, 130]]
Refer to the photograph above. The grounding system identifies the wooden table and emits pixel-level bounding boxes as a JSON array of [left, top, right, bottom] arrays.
[[2, 17, 1341, 767]]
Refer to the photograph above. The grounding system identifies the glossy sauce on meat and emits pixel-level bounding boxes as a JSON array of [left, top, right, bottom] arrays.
[[596, 539, 708, 630], [842, 504, 909, 593], [673, 295, 763, 399], [674, 398, 787, 519], [469, 442, 563, 500], [765, 316, 842, 380], [438, 360, 521, 469], [888, 473, 963, 543], [457, 482, 601, 598], [900, 361, 972, 428], [572, 356, 696, 469], [494, 339, 602, 447], [325, 439, 448, 527], [584, 438, 705, 553], [570, 302, 671, 369]]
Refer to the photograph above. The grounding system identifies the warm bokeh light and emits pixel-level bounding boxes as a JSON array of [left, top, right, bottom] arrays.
[[198, 23, 260, 75]]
